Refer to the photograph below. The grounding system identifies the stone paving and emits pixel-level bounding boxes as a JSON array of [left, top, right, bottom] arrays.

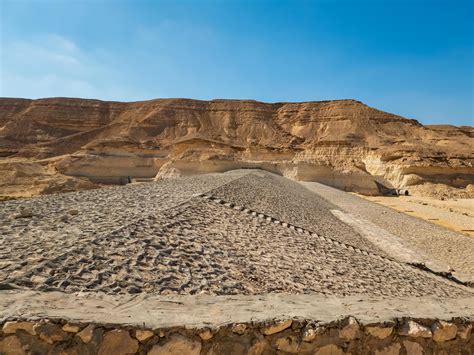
[[0, 170, 471, 297]]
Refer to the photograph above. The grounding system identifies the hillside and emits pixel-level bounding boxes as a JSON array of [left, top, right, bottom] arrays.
[[0, 97, 473, 199]]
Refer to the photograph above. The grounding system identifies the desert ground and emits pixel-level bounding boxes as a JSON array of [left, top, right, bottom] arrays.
[[1, 170, 473, 295], [1, 170, 473, 354], [356, 194, 474, 237]]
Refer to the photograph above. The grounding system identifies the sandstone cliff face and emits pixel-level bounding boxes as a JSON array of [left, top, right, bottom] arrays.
[[0, 97, 472, 198]]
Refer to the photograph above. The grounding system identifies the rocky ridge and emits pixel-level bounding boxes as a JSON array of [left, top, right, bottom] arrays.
[[0, 97, 472, 198]]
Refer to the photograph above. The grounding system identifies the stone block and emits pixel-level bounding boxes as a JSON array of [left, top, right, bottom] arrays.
[[275, 335, 300, 353], [374, 343, 401, 355], [2, 321, 36, 335], [33, 323, 69, 344], [399, 320, 432, 338], [314, 344, 345, 355], [135, 329, 154, 343], [339, 317, 361, 341], [457, 323, 472, 340], [365, 325, 393, 339], [0, 335, 26, 355], [262, 320, 292, 335], [403, 340, 424, 355], [147, 334, 201, 355], [98, 329, 139, 355], [432, 321, 457, 342]]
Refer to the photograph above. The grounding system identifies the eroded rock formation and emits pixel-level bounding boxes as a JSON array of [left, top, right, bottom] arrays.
[[0, 97, 472, 198]]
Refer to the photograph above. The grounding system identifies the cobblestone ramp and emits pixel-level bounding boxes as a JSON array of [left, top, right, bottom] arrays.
[[210, 172, 386, 254], [2, 195, 471, 297]]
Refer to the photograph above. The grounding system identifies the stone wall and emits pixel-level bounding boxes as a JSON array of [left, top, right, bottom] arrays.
[[1, 317, 472, 354]]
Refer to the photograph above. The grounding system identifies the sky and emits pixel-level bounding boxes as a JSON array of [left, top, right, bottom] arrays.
[[0, 0, 473, 126]]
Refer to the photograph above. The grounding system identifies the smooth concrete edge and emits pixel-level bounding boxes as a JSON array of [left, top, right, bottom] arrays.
[[1, 291, 473, 329]]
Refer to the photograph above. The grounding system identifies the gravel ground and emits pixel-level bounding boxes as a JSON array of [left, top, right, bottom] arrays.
[[0, 170, 471, 297], [212, 171, 384, 253], [301, 181, 474, 279]]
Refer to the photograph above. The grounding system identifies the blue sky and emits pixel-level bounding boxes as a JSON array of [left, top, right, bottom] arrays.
[[1, 0, 473, 126]]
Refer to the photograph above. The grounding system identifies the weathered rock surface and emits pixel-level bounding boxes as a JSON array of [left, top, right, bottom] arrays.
[[1, 97, 472, 199], [432, 321, 458, 342], [262, 320, 292, 335], [98, 329, 138, 355], [399, 320, 432, 338], [148, 334, 201, 355]]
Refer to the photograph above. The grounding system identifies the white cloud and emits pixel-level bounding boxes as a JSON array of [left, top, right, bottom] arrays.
[[0, 33, 143, 100]]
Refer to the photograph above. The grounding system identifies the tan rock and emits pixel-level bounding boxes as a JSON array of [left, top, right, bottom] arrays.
[[98, 329, 138, 355], [76, 324, 102, 345], [0, 335, 26, 355], [2, 321, 36, 335], [275, 335, 300, 353], [339, 317, 361, 341], [147, 334, 201, 355], [314, 344, 345, 355], [68, 209, 79, 215], [198, 329, 213, 340], [302, 325, 322, 342], [374, 343, 401, 355], [262, 320, 292, 335], [457, 323, 472, 340], [135, 329, 154, 343], [62, 324, 81, 333], [432, 321, 457, 342], [247, 339, 269, 355], [399, 320, 432, 338], [403, 340, 424, 355], [365, 325, 393, 339], [33, 323, 69, 344], [231, 323, 247, 335]]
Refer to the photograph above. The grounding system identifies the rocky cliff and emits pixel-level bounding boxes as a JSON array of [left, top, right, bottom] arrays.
[[0, 97, 473, 198]]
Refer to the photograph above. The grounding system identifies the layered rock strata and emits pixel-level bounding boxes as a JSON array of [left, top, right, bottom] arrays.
[[1, 97, 472, 198]]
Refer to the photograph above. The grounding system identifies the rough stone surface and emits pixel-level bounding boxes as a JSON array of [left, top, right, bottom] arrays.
[[275, 335, 300, 353], [403, 340, 424, 355], [62, 323, 81, 333], [0, 335, 26, 355], [375, 342, 401, 355], [339, 316, 361, 341], [262, 320, 292, 335], [147, 334, 201, 355], [432, 321, 458, 342], [365, 325, 393, 339], [33, 323, 68, 344], [457, 324, 472, 340], [76, 324, 102, 345], [231, 323, 247, 335], [302, 325, 321, 342], [135, 329, 154, 343], [0, 318, 473, 354], [399, 320, 432, 338], [247, 339, 269, 355], [98, 329, 138, 355], [198, 329, 213, 340], [314, 344, 345, 355], [2, 321, 36, 335]]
